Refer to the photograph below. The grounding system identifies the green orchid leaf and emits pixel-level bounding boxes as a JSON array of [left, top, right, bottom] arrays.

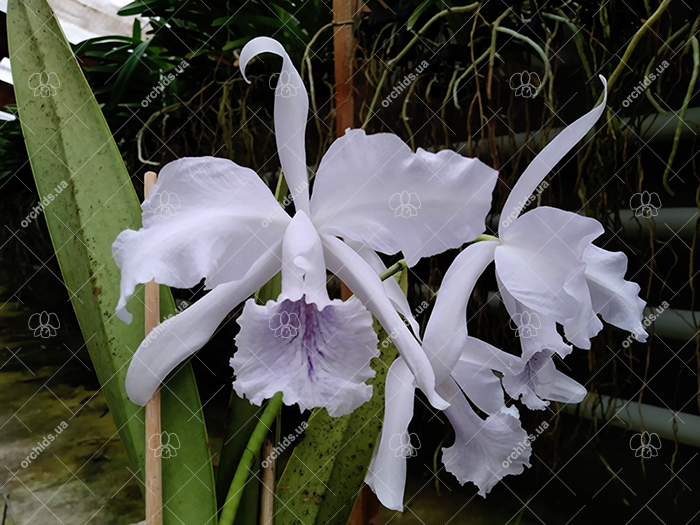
[[7, 1, 217, 523]]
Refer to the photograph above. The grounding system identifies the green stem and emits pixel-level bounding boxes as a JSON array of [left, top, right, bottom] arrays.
[[220, 392, 284, 525], [379, 259, 406, 280], [474, 234, 499, 243]]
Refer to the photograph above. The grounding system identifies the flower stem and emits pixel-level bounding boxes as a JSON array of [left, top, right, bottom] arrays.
[[379, 259, 406, 281], [474, 234, 499, 243], [219, 392, 284, 525]]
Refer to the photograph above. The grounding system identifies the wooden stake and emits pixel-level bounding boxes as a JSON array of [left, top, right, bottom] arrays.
[[332, 2, 382, 522], [333, 0, 358, 136], [144, 171, 163, 525], [260, 437, 276, 525]]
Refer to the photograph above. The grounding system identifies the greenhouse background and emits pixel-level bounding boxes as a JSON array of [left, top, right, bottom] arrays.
[[1, 0, 700, 524]]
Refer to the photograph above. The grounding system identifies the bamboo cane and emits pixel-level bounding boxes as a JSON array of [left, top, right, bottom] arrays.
[[143, 171, 163, 525]]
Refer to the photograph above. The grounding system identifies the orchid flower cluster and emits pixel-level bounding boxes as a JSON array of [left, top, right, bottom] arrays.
[[112, 37, 647, 510]]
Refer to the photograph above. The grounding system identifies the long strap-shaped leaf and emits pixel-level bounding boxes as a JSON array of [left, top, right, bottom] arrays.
[[8, 1, 218, 523]]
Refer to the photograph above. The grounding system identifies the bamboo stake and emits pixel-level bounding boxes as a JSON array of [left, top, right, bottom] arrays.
[[260, 437, 276, 525], [144, 171, 163, 525]]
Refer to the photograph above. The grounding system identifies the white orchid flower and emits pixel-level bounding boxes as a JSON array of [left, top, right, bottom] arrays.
[[366, 241, 532, 509], [495, 77, 647, 352], [112, 37, 498, 415], [366, 76, 648, 510]]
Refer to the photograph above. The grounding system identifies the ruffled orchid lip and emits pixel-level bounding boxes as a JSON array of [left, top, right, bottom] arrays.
[[232, 292, 379, 417]]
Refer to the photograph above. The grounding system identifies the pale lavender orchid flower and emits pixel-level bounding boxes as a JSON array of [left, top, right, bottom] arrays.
[[112, 37, 498, 415], [366, 76, 648, 510]]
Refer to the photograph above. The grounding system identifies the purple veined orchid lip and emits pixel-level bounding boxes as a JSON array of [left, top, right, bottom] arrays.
[[232, 294, 378, 418]]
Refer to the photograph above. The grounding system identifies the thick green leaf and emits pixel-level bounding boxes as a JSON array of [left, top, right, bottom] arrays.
[[7, 1, 218, 523], [275, 319, 399, 524]]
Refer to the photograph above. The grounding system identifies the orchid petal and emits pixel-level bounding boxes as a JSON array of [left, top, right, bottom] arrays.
[[240, 37, 310, 214], [125, 248, 283, 406], [422, 241, 498, 383], [503, 350, 586, 410], [439, 379, 531, 496], [231, 294, 378, 416], [345, 240, 421, 338], [499, 76, 607, 236], [451, 339, 508, 415], [496, 274, 572, 362], [231, 212, 379, 416], [321, 234, 449, 410], [496, 207, 604, 348], [310, 129, 498, 266], [112, 157, 289, 322], [582, 244, 648, 342], [365, 358, 415, 511]]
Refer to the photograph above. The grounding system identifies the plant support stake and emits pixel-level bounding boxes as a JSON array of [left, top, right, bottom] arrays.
[[144, 171, 163, 525]]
